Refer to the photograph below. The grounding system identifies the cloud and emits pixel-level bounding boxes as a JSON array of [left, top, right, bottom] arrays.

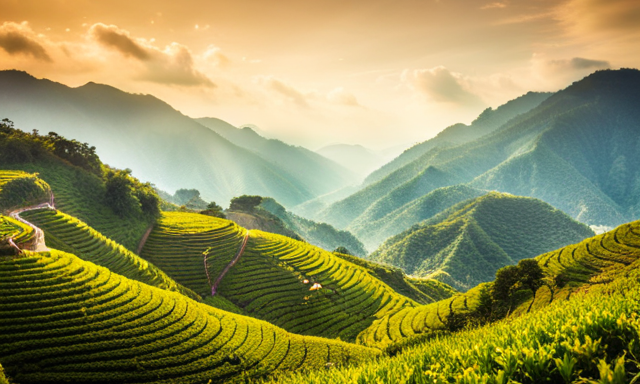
[[0, 22, 52, 62], [88, 23, 214, 87], [481, 2, 508, 10], [202, 45, 230, 67], [89, 23, 150, 60], [404, 66, 483, 106], [534, 55, 610, 79], [257, 76, 310, 107], [327, 87, 361, 107]]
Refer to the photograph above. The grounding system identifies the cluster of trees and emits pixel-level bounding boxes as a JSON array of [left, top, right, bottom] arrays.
[[447, 259, 545, 331], [1, 119, 161, 219], [229, 195, 263, 212]]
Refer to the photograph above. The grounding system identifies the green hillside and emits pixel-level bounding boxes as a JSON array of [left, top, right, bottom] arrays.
[[0, 70, 354, 207], [333, 252, 457, 305], [140, 211, 415, 342], [360, 219, 640, 349], [350, 184, 485, 251], [20, 209, 200, 300], [364, 91, 552, 186], [0, 215, 34, 248], [321, 70, 640, 239], [140, 212, 248, 297], [259, 197, 367, 256], [0, 170, 51, 211], [0, 363, 8, 384], [370, 193, 594, 290], [0, 120, 161, 251], [0, 250, 379, 383], [267, 262, 640, 383], [197, 118, 354, 198]]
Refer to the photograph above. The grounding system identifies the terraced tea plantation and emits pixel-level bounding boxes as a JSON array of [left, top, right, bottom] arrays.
[[0, 170, 51, 211], [359, 220, 640, 347], [141, 212, 247, 297], [217, 230, 415, 342], [21, 209, 199, 300], [0, 250, 379, 383], [1, 163, 150, 250], [0, 215, 33, 247]]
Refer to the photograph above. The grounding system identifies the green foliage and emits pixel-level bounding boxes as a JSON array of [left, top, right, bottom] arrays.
[[104, 168, 160, 218], [230, 195, 264, 212], [264, 254, 640, 384], [370, 192, 593, 291], [0, 363, 9, 384], [260, 197, 367, 256], [333, 246, 352, 255], [0, 250, 379, 383], [0, 171, 51, 211], [21, 209, 198, 300], [200, 201, 226, 218]]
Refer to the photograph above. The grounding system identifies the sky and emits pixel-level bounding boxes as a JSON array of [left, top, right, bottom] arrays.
[[1, 0, 639, 150]]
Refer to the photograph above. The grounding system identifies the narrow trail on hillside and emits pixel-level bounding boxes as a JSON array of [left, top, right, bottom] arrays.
[[8, 196, 55, 252], [136, 225, 155, 255], [209, 230, 250, 296]]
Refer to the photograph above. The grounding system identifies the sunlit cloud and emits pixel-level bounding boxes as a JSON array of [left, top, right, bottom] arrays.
[[0, 22, 52, 62], [481, 2, 508, 10], [403, 66, 484, 106], [256, 76, 310, 108], [88, 23, 214, 87], [327, 87, 362, 107], [202, 45, 230, 67], [532, 54, 610, 86]]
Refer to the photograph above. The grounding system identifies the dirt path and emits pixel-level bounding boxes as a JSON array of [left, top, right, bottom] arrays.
[[210, 231, 250, 296], [136, 225, 155, 255], [9, 202, 55, 252]]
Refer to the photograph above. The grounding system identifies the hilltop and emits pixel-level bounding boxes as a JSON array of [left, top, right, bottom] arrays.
[[320, 69, 640, 237], [370, 193, 594, 290], [0, 70, 353, 207]]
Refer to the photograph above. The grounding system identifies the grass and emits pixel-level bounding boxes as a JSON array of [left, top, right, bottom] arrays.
[[262, 221, 640, 384], [0, 249, 380, 384], [0, 170, 51, 211], [217, 230, 415, 342], [1, 163, 151, 251], [140, 212, 247, 297], [358, 220, 640, 348], [20, 208, 199, 300]]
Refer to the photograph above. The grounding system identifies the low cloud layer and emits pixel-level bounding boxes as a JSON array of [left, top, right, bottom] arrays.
[[533, 55, 610, 86], [0, 22, 51, 62], [89, 24, 150, 61], [405, 66, 483, 106]]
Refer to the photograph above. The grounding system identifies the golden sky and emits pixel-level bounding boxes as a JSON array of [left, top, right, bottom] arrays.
[[1, 0, 639, 149]]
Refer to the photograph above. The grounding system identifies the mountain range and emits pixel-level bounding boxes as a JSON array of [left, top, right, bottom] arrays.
[[318, 70, 640, 250], [0, 70, 353, 207]]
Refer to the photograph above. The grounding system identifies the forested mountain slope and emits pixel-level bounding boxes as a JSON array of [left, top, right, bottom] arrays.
[[0, 70, 350, 207], [370, 193, 594, 290], [321, 69, 640, 236], [197, 118, 354, 197]]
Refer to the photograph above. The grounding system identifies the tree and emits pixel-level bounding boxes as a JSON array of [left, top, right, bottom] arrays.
[[516, 259, 544, 297], [492, 265, 520, 303], [333, 246, 352, 255], [229, 195, 263, 212], [200, 201, 226, 219]]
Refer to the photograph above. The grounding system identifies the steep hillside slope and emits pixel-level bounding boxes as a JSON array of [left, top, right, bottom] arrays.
[[370, 193, 594, 290], [321, 70, 639, 234], [197, 118, 354, 197], [365, 91, 552, 186], [358, 219, 640, 349], [20, 209, 199, 300], [0, 171, 51, 211], [259, 198, 367, 256], [350, 185, 485, 250], [0, 250, 379, 384], [140, 212, 415, 342], [0, 70, 341, 207], [332, 252, 457, 305]]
